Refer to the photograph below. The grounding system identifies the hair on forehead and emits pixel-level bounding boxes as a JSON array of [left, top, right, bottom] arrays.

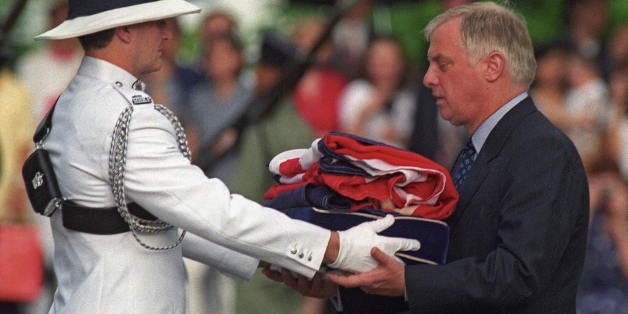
[[424, 2, 514, 40], [423, 1, 537, 86]]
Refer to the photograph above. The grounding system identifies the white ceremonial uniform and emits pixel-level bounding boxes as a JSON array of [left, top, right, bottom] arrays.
[[45, 56, 331, 313]]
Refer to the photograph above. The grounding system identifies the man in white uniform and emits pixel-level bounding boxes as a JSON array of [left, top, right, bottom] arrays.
[[31, 1, 420, 313]]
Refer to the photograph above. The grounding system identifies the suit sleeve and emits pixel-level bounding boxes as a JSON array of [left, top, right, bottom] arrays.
[[405, 130, 588, 311], [182, 233, 258, 280]]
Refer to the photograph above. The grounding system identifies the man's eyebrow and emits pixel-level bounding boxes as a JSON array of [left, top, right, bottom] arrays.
[[428, 53, 446, 63]]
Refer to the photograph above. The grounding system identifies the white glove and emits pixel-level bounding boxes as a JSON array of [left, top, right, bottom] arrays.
[[327, 215, 421, 273]]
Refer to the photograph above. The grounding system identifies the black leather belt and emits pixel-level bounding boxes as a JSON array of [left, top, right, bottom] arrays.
[[62, 202, 157, 235]]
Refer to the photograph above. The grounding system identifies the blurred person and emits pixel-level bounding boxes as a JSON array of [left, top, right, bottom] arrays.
[[577, 153, 628, 314], [563, 51, 612, 173], [557, 0, 611, 81], [188, 34, 250, 177], [0, 68, 38, 314], [142, 18, 203, 120], [608, 61, 628, 180], [338, 35, 416, 149], [197, 9, 238, 71], [14, 1, 81, 312], [606, 48, 628, 279], [290, 17, 348, 138], [576, 92, 628, 314], [231, 31, 321, 314], [331, 0, 374, 79], [586, 51, 628, 262], [606, 25, 628, 180], [545, 36, 619, 276], [608, 23, 628, 73], [31, 1, 420, 312], [290, 18, 349, 313], [278, 3, 590, 313], [530, 42, 569, 128], [569, 27, 628, 313], [230, 31, 316, 203], [184, 34, 251, 314], [141, 17, 205, 314], [16, 0, 83, 124], [199, 9, 237, 44], [576, 66, 628, 312]]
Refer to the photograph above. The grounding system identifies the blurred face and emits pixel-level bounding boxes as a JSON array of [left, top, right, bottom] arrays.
[[572, 0, 608, 36], [564, 54, 597, 87], [535, 49, 566, 87], [202, 14, 235, 42], [365, 40, 404, 87], [292, 20, 333, 65], [131, 20, 171, 76], [205, 39, 242, 81], [609, 26, 628, 65], [423, 18, 485, 131]]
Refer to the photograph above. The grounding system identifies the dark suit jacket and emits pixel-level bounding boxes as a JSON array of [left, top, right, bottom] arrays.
[[405, 97, 589, 313]]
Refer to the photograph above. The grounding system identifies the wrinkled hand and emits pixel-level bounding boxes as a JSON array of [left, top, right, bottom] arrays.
[[327, 247, 407, 296], [328, 215, 420, 273], [262, 266, 337, 298]]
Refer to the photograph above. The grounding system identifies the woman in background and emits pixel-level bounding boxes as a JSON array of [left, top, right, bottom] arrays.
[[338, 36, 416, 149]]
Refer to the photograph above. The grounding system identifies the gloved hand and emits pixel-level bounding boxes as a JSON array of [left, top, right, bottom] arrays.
[[327, 215, 421, 273]]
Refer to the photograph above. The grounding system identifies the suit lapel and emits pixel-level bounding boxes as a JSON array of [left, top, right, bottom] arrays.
[[452, 97, 538, 217]]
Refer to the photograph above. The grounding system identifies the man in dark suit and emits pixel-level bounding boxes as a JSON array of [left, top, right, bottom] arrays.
[[326, 2, 590, 313]]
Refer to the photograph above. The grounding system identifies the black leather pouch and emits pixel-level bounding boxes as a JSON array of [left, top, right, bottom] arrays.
[[22, 148, 62, 216]]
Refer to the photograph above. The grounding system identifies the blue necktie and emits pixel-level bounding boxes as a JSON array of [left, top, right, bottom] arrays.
[[452, 139, 476, 189]]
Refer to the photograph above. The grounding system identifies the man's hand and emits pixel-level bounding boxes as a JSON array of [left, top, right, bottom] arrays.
[[262, 266, 337, 298], [327, 247, 406, 297], [327, 215, 420, 273]]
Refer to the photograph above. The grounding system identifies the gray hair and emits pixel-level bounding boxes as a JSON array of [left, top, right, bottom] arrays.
[[424, 2, 536, 86]]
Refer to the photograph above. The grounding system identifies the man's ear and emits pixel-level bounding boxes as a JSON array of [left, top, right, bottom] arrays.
[[115, 26, 133, 44], [484, 51, 505, 82]]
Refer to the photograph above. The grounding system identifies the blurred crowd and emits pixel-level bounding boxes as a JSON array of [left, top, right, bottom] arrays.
[[0, 0, 625, 313]]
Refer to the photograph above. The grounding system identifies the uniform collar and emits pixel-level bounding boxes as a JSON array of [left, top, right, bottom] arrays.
[[78, 56, 144, 90]]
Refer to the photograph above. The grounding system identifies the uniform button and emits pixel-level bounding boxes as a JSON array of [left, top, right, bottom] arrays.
[[290, 248, 297, 255], [114, 81, 123, 87], [307, 255, 312, 261], [298, 252, 304, 259]]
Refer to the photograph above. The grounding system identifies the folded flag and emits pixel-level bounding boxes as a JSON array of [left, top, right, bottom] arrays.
[[266, 131, 458, 220], [264, 132, 458, 313]]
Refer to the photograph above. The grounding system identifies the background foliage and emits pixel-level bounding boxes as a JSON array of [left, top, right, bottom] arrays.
[[2, 0, 627, 72]]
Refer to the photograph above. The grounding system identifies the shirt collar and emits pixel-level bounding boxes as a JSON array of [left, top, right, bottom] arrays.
[[471, 91, 528, 153], [78, 56, 143, 90]]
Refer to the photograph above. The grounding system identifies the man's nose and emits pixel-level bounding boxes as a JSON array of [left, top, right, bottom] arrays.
[[162, 30, 171, 41], [423, 66, 437, 88]]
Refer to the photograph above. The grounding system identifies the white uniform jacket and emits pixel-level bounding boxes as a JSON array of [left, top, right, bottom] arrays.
[[45, 57, 330, 313]]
